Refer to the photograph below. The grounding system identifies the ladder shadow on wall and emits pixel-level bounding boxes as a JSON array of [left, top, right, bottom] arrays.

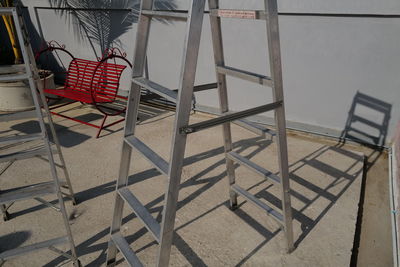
[[339, 91, 392, 170]]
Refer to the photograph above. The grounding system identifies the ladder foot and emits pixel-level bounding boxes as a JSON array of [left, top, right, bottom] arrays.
[[229, 203, 238, 211], [106, 259, 116, 267], [73, 259, 82, 267], [2, 211, 10, 221]]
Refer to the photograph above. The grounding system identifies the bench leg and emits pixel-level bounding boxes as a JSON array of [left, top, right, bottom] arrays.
[[96, 115, 108, 138]]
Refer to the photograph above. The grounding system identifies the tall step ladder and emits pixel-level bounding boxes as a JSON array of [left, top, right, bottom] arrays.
[[106, 0, 293, 266], [0, 6, 80, 266]]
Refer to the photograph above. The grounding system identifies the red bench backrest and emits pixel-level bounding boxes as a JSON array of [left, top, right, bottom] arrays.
[[65, 58, 127, 103]]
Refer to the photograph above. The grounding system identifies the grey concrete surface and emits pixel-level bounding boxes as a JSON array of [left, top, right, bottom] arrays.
[[0, 103, 373, 266]]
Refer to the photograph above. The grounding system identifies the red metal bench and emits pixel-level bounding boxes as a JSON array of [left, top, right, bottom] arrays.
[[36, 42, 131, 138]]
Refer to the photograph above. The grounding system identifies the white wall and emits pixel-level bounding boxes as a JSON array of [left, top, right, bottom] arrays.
[[21, 0, 400, 145]]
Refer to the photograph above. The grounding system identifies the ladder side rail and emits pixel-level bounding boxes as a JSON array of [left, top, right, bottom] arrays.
[[17, 7, 76, 204], [264, 0, 294, 252], [11, 10, 45, 139], [208, 0, 238, 208], [156, 1, 206, 266], [11, 7, 79, 264], [106, 0, 154, 265]]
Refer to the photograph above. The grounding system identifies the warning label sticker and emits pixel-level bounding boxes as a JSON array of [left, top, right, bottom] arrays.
[[217, 10, 257, 19]]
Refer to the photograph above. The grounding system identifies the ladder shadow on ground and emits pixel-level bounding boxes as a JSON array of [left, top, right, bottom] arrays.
[[41, 136, 272, 266], [338, 92, 392, 265], [0, 231, 31, 252], [9, 120, 91, 148], [36, 135, 363, 266], [6, 103, 169, 146], [50, 102, 171, 138], [222, 144, 365, 266]]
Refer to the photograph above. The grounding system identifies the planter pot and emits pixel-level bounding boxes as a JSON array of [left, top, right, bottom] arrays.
[[0, 66, 55, 112], [0, 80, 34, 112]]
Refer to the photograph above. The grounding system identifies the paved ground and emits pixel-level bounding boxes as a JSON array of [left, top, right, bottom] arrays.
[[0, 103, 392, 266]]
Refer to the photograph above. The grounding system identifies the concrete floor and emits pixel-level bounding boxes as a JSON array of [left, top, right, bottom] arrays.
[[0, 103, 393, 266]]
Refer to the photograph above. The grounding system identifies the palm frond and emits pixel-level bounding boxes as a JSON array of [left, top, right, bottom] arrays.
[[48, 0, 177, 55]]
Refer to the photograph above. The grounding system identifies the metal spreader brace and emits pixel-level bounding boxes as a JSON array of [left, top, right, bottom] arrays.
[[106, 0, 294, 266], [0, 6, 80, 266]]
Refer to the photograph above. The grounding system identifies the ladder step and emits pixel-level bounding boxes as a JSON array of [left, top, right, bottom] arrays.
[[227, 152, 281, 184], [216, 65, 272, 87], [0, 236, 68, 260], [118, 187, 161, 243], [0, 7, 15, 15], [0, 146, 55, 163], [231, 184, 283, 225], [0, 64, 26, 74], [141, 10, 188, 20], [0, 133, 43, 146], [181, 101, 282, 134], [0, 73, 29, 82], [233, 119, 275, 137], [111, 233, 144, 267], [0, 110, 42, 122], [125, 136, 169, 176], [210, 9, 267, 20], [0, 181, 56, 205], [133, 77, 178, 103]]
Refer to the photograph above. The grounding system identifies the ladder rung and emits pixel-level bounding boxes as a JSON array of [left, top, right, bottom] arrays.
[[0, 236, 68, 260], [231, 184, 283, 225], [141, 10, 188, 20], [111, 233, 144, 267], [0, 110, 42, 122], [0, 73, 29, 82], [0, 64, 26, 74], [0, 7, 15, 15], [227, 151, 281, 184], [347, 127, 379, 143], [0, 133, 43, 146], [352, 115, 382, 130], [133, 77, 178, 103], [233, 119, 275, 137], [0, 146, 55, 163], [181, 101, 282, 134], [193, 82, 218, 92], [210, 9, 267, 20], [125, 136, 169, 176], [217, 65, 272, 87], [118, 187, 161, 243], [0, 181, 56, 205]]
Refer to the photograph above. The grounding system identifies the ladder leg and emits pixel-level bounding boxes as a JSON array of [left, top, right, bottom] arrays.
[[265, 0, 294, 252], [1, 204, 9, 221], [14, 7, 77, 205], [157, 1, 206, 266], [12, 8, 80, 264], [208, 0, 238, 209], [106, 76, 143, 267], [107, 0, 153, 264], [106, 142, 133, 266], [45, 97, 77, 204]]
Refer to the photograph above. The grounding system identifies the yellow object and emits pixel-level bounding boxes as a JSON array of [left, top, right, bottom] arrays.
[[1, 0, 22, 63]]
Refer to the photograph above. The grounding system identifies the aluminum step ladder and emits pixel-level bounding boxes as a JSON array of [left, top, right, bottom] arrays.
[[0, 6, 80, 266], [106, 0, 293, 266]]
